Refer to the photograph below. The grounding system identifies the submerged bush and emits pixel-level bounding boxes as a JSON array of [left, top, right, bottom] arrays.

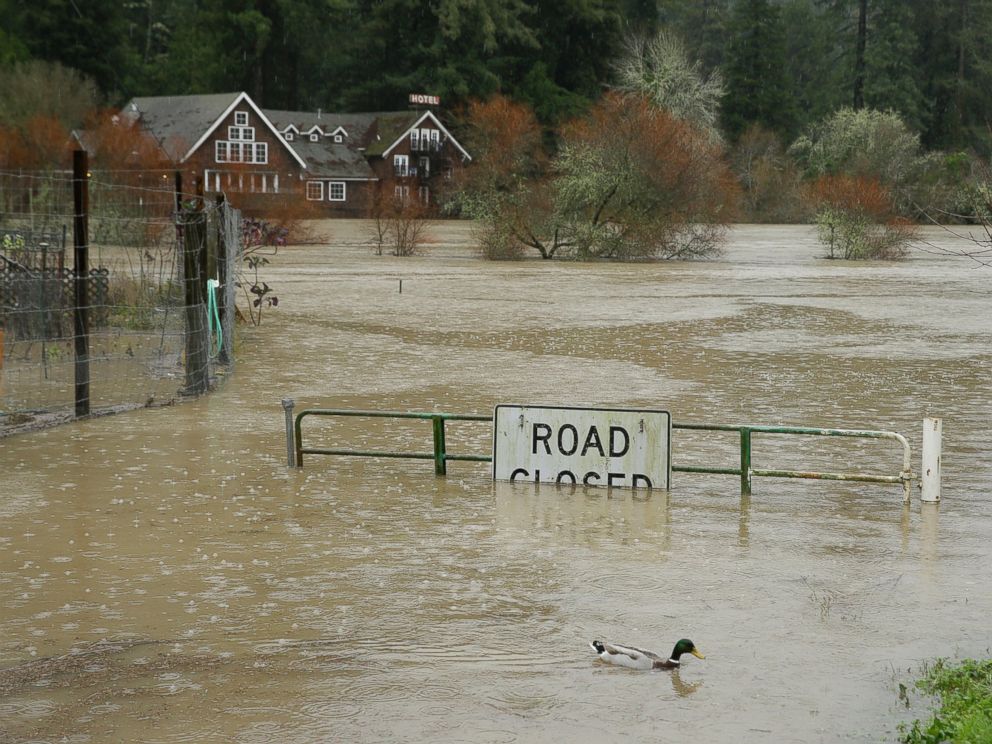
[[810, 175, 918, 259]]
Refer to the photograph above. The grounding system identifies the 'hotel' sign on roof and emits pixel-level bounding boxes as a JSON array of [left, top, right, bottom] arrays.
[[409, 93, 440, 106]]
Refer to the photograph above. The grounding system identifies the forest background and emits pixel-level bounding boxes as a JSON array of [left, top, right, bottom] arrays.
[[2, 0, 990, 153], [2, 0, 992, 258]]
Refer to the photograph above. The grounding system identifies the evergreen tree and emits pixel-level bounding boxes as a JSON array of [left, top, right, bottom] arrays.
[[780, 0, 848, 134], [863, 0, 925, 132], [913, 0, 992, 154], [656, 0, 733, 74], [721, 0, 797, 141], [8, 0, 127, 95]]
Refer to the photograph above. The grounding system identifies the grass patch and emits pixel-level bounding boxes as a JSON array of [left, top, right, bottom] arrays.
[[901, 658, 992, 743]]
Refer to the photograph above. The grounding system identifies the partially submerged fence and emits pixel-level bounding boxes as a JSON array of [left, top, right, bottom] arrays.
[[284, 402, 923, 501], [0, 159, 242, 430]]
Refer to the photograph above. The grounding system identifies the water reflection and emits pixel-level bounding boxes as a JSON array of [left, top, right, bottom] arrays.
[[492, 480, 672, 555], [670, 668, 703, 697], [920, 503, 940, 564], [738, 493, 751, 548]]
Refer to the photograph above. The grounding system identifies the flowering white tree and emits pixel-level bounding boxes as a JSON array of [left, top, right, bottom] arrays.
[[612, 31, 724, 137]]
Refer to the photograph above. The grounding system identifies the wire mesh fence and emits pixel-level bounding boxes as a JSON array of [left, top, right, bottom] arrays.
[[0, 168, 242, 433]]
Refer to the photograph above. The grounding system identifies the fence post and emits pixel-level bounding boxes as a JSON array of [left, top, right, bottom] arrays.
[[432, 416, 447, 476], [740, 427, 752, 496], [283, 399, 296, 467], [921, 417, 941, 503], [182, 204, 209, 395], [72, 149, 90, 417]]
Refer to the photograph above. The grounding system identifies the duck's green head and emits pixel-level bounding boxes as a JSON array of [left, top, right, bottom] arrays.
[[673, 639, 705, 660]]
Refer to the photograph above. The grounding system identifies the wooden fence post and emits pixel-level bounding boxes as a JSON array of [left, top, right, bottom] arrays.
[[182, 200, 210, 395], [72, 150, 90, 417]]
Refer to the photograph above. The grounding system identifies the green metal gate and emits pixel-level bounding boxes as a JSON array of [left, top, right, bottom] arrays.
[[284, 402, 914, 500]]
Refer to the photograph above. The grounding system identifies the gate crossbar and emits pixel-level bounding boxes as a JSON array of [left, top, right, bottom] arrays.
[[673, 423, 914, 501], [292, 408, 914, 500], [294, 409, 490, 474]]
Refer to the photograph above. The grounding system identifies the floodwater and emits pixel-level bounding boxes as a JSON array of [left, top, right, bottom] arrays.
[[2, 223, 990, 743]]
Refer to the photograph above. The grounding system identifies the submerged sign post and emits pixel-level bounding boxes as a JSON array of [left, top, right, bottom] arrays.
[[492, 405, 671, 489]]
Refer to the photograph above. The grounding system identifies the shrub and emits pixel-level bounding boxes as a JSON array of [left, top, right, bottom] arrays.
[[901, 658, 992, 744], [811, 174, 918, 259]]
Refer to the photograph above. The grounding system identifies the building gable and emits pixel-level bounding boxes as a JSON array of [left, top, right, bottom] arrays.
[[379, 111, 471, 162], [181, 92, 307, 169]]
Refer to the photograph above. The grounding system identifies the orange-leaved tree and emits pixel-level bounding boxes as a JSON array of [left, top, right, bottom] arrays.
[[554, 92, 738, 259], [810, 174, 918, 259], [448, 94, 553, 259], [452, 92, 737, 260]]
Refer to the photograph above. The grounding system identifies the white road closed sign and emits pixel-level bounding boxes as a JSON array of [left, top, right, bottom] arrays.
[[492, 405, 671, 489]]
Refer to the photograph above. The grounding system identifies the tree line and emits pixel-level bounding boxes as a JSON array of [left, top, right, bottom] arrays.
[[2, 0, 991, 156]]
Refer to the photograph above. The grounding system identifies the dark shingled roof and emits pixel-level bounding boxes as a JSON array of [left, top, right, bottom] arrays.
[[363, 112, 425, 156], [124, 92, 243, 162], [263, 109, 423, 153], [263, 110, 379, 139], [286, 140, 376, 179]]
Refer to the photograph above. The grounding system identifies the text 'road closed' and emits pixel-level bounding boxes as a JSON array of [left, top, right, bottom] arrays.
[[492, 405, 671, 490]]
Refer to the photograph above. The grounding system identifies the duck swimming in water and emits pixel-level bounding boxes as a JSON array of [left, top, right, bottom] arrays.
[[590, 639, 704, 670]]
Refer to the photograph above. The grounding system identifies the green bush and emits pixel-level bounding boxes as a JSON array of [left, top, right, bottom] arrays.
[[901, 658, 992, 743]]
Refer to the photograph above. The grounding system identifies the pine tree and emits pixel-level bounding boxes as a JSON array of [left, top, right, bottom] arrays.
[[721, 0, 798, 142]]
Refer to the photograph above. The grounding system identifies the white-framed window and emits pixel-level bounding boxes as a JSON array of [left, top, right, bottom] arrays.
[[420, 128, 431, 150], [285, 132, 294, 141], [310, 133, 319, 142], [410, 130, 420, 150], [394, 154, 409, 176], [306, 181, 324, 200], [229, 126, 255, 141], [334, 134, 343, 143], [235, 110, 248, 126], [418, 156, 429, 177], [215, 139, 267, 164], [394, 185, 409, 204], [327, 181, 346, 201], [431, 129, 440, 150], [418, 185, 430, 204]]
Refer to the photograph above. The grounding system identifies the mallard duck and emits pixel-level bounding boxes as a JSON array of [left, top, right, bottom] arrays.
[[590, 639, 704, 670]]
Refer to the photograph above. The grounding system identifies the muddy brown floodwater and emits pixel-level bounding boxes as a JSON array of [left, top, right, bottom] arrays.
[[2, 223, 991, 743]]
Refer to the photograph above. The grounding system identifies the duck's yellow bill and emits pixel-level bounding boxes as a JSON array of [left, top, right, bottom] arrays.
[[691, 649, 706, 659]]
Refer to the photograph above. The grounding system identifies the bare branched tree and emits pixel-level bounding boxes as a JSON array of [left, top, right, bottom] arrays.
[[613, 31, 724, 136]]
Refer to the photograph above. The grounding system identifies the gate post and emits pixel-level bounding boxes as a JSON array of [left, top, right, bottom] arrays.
[[282, 398, 296, 467], [740, 428, 752, 496], [432, 416, 447, 476], [921, 417, 941, 503]]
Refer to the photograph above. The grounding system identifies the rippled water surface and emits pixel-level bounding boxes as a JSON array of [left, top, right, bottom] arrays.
[[2, 223, 991, 742]]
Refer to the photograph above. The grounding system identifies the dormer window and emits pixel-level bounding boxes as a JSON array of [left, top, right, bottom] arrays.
[[334, 134, 343, 143], [310, 133, 319, 142], [234, 111, 248, 126], [285, 132, 294, 141]]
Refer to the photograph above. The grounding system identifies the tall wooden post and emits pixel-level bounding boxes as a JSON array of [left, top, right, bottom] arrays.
[[72, 150, 90, 417], [182, 205, 209, 395]]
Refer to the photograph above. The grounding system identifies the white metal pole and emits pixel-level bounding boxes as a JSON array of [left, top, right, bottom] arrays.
[[921, 417, 942, 502], [283, 398, 296, 467]]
